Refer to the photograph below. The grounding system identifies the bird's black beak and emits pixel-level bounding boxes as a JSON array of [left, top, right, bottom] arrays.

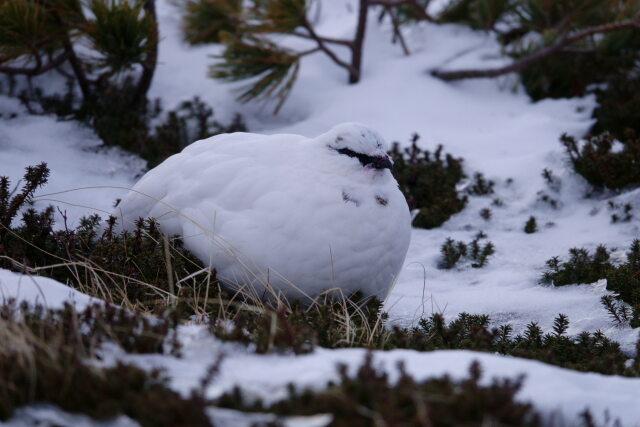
[[371, 156, 393, 170]]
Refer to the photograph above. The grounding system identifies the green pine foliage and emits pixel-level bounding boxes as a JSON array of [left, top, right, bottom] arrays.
[[1, 0, 245, 166], [0, 0, 157, 104], [439, 233, 495, 269], [181, 0, 242, 44], [211, 33, 301, 113], [542, 241, 640, 327], [0, 301, 212, 426], [201, 0, 312, 112], [388, 134, 468, 228], [218, 355, 543, 426], [87, 0, 155, 72], [251, 0, 308, 33], [561, 131, 640, 191]]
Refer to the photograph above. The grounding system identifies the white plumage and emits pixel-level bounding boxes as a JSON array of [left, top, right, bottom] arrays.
[[114, 123, 411, 301]]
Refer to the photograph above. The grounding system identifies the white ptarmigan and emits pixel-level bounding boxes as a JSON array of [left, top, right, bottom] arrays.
[[114, 123, 411, 301]]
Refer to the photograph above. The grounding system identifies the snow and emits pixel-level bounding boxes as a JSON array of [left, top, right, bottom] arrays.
[[0, 96, 145, 227], [2, 406, 136, 427], [1, 0, 639, 424], [0, 268, 95, 309], [113, 123, 411, 300]]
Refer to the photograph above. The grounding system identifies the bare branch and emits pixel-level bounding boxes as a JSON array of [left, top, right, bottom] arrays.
[[0, 53, 68, 76], [349, 0, 369, 83], [432, 13, 640, 81], [301, 18, 358, 77], [291, 31, 353, 48], [385, 6, 410, 56], [50, 11, 94, 103]]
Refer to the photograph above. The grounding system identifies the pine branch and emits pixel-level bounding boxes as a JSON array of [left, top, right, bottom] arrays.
[[431, 13, 640, 81]]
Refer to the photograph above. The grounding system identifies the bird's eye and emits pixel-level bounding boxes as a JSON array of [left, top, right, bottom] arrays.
[[335, 147, 392, 170], [336, 148, 368, 164], [336, 148, 359, 158]]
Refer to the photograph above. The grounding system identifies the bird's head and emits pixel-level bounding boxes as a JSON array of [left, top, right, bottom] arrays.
[[320, 123, 393, 172]]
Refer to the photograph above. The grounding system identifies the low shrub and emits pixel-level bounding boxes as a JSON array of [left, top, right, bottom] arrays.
[[0, 164, 220, 316], [218, 353, 542, 426], [467, 171, 495, 195], [542, 241, 640, 327], [20, 83, 246, 168], [561, 131, 640, 192], [214, 295, 640, 376], [608, 201, 633, 223], [0, 301, 212, 426], [541, 246, 613, 287], [212, 293, 385, 354], [438, 232, 495, 269], [389, 134, 467, 228], [524, 216, 537, 233]]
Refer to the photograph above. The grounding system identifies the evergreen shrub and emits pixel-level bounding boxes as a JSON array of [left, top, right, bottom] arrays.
[[388, 134, 467, 228], [542, 241, 640, 327], [561, 131, 640, 192]]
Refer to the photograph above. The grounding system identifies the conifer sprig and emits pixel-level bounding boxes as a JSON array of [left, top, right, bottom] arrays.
[[211, 33, 303, 113]]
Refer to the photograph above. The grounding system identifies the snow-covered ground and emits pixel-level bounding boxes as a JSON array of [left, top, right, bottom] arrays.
[[1, 0, 639, 424]]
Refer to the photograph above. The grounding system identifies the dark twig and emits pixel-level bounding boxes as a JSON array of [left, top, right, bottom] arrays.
[[291, 31, 353, 48], [368, 0, 436, 23], [0, 53, 68, 76], [301, 18, 358, 78], [386, 6, 410, 56]]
